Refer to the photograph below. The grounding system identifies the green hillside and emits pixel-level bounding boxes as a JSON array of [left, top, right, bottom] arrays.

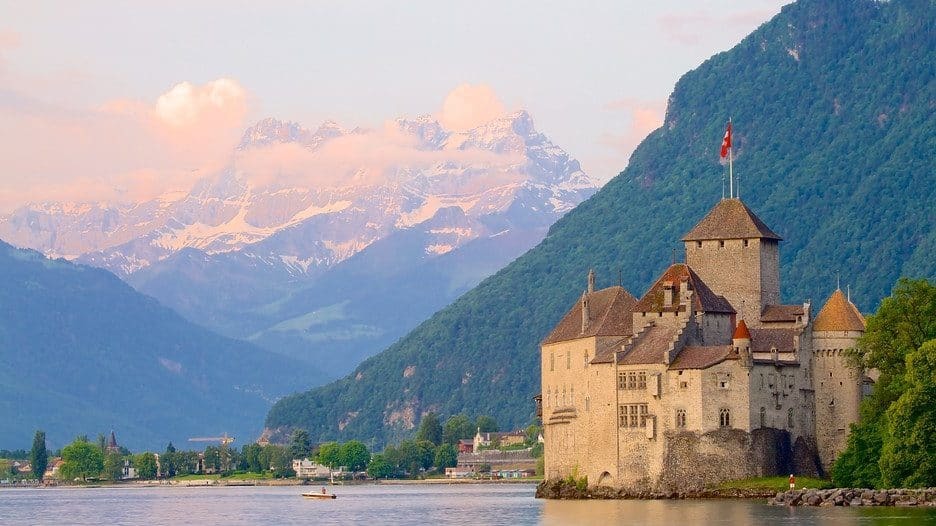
[[0, 241, 325, 451], [266, 0, 935, 446]]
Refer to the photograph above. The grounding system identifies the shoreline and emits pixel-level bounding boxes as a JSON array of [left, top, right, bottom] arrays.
[[9, 477, 541, 489]]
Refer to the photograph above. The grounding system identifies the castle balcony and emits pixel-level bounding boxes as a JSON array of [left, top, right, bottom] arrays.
[[533, 394, 543, 418]]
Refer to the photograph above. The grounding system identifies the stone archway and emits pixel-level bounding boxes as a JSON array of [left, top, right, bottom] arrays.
[[597, 471, 614, 487]]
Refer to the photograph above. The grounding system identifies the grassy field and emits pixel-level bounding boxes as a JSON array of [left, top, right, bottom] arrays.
[[716, 476, 834, 492]]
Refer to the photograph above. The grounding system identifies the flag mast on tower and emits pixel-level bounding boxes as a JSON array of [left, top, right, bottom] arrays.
[[720, 119, 733, 198]]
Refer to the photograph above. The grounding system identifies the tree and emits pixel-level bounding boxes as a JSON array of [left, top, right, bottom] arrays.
[[835, 278, 936, 488], [878, 340, 936, 487], [316, 442, 342, 469], [442, 414, 474, 445], [242, 443, 262, 473], [30, 430, 48, 481], [288, 429, 313, 460], [339, 441, 370, 472], [103, 451, 124, 481], [416, 413, 443, 446], [475, 415, 498, 433], [133, 453, 158, 479], [524, 424, 542, 445], [367, 454, 395, 479], [433, 444, 458, 471], [59, 438, 104, 481], [204, 446, 220, 473]]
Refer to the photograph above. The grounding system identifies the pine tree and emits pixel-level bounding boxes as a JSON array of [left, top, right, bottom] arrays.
[[30, 430, 48, 481]]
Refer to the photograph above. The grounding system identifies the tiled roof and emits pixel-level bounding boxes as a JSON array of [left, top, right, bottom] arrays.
[[633, 264, 735, 314], [542, 286, 637, 345], [669, 345, 736, 370], [813, 289, 866, 332], [761, 304, 805, 322], [682, 198, 782, 241], [591, 337, 628, 364], [749, 328, 798, 354], [733, 319, 751, 340], [617, 323, 676, 365]]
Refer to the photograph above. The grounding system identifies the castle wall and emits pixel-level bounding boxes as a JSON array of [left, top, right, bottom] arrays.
[[811, 330, 864, 471], [684, 238, 779, 325]]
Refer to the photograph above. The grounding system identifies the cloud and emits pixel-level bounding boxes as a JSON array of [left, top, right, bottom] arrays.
[[437, 84, 507, 132], [0, 78, 249, 209], [601, 97, 666, 157], [658, 8, 778, 46], [237, 120, 524, 191]]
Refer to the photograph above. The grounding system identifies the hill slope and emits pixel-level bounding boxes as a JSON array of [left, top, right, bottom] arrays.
[[0, 241, 325, 451], [265, 0, 935, 446]]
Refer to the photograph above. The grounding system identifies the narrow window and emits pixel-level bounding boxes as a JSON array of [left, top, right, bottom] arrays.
[[585, 396, 590, 412], [617, 372, 627, 390], [720, 408, 731, 428], [618, 405, 627, 427], [639, 405, 648, 428], [759, 407, 766, 428], [566, 351, 571, 370], [743, 239, 749, 247], [788, 408, 795, 428], [676, 409, 686, 428], [629, 405, 638, 427], [719, 240, 725, 248], [550, 353, 554, 372], [638, 372, 647, 389], [696, 241, 702, 248]]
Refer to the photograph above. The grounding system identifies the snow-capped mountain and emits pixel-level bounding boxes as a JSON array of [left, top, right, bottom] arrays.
[[0, 110, 597, 377]]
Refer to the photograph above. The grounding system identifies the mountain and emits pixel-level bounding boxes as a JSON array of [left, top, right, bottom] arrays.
[[264, 0, 936, 446], [0, 111, 596, 377], [0, 240, 325, 451]]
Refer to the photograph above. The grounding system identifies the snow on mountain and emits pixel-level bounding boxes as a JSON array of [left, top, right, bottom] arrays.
[[0, 110, 597, 278]]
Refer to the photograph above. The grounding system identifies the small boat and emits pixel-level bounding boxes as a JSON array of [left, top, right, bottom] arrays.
[[302, 491, 337, 499]]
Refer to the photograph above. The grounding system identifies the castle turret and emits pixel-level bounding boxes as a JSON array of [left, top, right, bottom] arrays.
[[683, 198, 781, 326], [811, 288, 866, 470], [733, 319, 753, 368]]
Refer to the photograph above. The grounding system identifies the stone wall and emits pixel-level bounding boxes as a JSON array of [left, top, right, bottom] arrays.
[[769, 488, 936, 507], [657, 427, 793, 492]]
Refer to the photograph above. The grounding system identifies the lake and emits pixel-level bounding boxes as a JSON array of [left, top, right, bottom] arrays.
[[2, 483, 935, 525]]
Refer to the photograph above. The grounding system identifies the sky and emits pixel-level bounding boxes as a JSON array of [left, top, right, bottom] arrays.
[[0, 0, 791, 211]]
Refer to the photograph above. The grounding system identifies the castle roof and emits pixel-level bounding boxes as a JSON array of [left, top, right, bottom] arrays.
[[682, 198, 782, 241], [813, 289, 866, 332], [733, 319, 751, 340], [591, 337, 629, 364], [617, 323, 676, 366], [542, 286, 637, 345], [633, 264, 735, 314], [749, 328, 798, 354], [669, 345, 736, 370], [761, 304, 805, 323]]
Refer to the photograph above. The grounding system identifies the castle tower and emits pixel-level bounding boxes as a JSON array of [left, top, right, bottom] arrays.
[[682, 198, 781, 326], [811, 288, 866, 470], [733, 319, 753, 368]]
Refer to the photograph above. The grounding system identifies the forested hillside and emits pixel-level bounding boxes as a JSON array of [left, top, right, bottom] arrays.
[[0, 241, 324, 450], [266, 0, 935, 446]]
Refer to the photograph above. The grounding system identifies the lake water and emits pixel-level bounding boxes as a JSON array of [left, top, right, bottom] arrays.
[[2, 483, 936, 525]]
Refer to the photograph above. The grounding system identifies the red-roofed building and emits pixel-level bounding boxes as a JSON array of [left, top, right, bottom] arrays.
[[539, 197, 867, 493]]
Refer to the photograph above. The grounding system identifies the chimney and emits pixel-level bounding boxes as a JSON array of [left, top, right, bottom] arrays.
[[587, 269, 596, 293], [663, 281, 673, 309], [581, 292, 590, 333]]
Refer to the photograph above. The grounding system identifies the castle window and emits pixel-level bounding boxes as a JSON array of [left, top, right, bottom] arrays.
[[675, 409, 686, 428], [566, 351, 571, 370], [743, 239, 749, 247], [630, 405, 639, 427], [638, 372, 647, 389], [639, 405, 649, 428], [680, 381, 688, 389], [788, 408, 795, 428], [719, 240, 725, 248], [618, 405, 627, 427], [619, 404, 649, 428], [584, 351, 589, 367], [628, 372, 637, 390], [562, 386, 567, 406], [585, 396, 590, 412], [760, 407, 766, 427], [617, 372, 627, 390], [550, 353, 554, 371], [716, 372, 730, 389], [719, 408, 731, 428], [696, 241, 702, 248]]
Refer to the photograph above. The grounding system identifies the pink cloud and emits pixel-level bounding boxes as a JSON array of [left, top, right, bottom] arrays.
[[437, 84, 507, 132], [0, 78, 249, 209], [601, 98, 666, 159], [658, 8, 778, 46]]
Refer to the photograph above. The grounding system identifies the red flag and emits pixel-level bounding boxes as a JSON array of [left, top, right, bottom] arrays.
[[720, 121, 732, 158]]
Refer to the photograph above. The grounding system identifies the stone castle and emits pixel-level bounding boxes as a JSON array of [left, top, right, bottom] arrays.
[[538, 198, 870, 491]]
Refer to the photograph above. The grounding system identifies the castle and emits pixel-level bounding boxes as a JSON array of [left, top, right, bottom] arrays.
[[538, 198, 870, 491]]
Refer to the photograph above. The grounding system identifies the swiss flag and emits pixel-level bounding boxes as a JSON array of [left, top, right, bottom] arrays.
[[720, 121, 732, 158]]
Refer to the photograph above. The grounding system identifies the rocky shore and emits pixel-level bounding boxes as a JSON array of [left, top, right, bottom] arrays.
[[768, 488, 936, 507], [535, 479, 776, 500]]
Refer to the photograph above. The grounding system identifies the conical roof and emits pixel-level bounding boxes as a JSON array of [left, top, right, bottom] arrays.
[[813, 289, 866, 332], [682, 198, 782, 241], [733, 319, 751, 340]]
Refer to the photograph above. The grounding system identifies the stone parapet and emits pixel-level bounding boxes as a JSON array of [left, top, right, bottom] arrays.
[[768, 488, 936, 507]]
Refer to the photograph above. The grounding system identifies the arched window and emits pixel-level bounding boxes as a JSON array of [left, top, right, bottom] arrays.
[[675, 409, 686, 428], [760, 407, 766, 428], [719, 408, 731, 428], [788, 408, 795, 428]]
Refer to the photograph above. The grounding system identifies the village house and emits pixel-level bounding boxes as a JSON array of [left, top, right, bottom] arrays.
[[539, 198, 868, 491]]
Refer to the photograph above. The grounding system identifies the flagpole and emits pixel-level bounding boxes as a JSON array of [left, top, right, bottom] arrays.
[[728, 118, 734, 198]]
